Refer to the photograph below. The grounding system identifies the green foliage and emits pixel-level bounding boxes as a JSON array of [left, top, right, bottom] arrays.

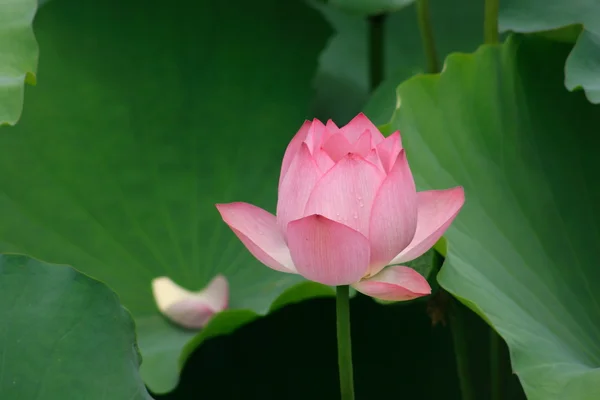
[[0, 254, 151, 400], [0, 0, 331, 393], [0, 0, 38, 125], [500, 0, 600, 103], [381, 34, 600, 399]]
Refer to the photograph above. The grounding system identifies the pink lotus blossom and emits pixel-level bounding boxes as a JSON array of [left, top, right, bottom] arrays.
[[216, 113, 464, 301], [152, 275, 229, 329]]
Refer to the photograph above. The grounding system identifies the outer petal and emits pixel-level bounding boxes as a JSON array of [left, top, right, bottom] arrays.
[[279, 120, 311, 186], [391, 187, 465, 264], [287, 215, 370, 285], [376, 131, 402, 173], [304, 153, 385, 236], [322, 133, 352, 162], [368, 150, 418, 276], [216, 202, 295, 273], [152, 275, 229, 329], [276, 143, 323, 234], [352, 266, 430, 301], [340, 113, 385, 145]]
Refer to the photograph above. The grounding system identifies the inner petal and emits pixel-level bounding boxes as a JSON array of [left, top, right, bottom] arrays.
[[303, 119, 326, 154], [350, 130, 373, 158], [304, 153, 385, 236], [321, 133, 352, 162], [340, 113, 385, 145], [313, 148, 335, 173], [376, 131, 402, 173]]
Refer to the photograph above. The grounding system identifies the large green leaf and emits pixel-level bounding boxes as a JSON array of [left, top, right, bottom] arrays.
[[0, 0, 331, 394], [379, 35, 600, 399], [500, 0, 600, 103], [313, 0, 483, 125], [0, 0, 38, 125], [0, 254, 151, 399]]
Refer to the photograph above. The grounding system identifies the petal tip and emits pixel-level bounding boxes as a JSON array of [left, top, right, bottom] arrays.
[[454, 185, 466, 198], [215, 201, 237, 216]]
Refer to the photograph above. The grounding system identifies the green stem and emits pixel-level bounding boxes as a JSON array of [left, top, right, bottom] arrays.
[[484, 0, 499, 44], [449, 299, 476, 400], [368, 13, 386, 91], [490, 329, 506, 400], [416, 0, 440, 73], [336, 285, 355, 400]]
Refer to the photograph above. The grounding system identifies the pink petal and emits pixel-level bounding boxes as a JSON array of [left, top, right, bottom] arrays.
[[276, 143, 323, 234], [313, 148, 335, 173], [352, 266, 431, 301], [318, 120, 338, 151], [304, 119, 326, 154], [287, 215, 370, 285], [376, 131, 402, 173], [350, 130, 372, 158], [304, 153, 386, 236], [326, 119, 340, 133], [340, 113, 385, 145], [152, 275, 229, 329], [368, 150, 418, 276], [322, 133, 352, 162], [391, 187, 465, 264], [279, 120, 311, 186], [216, 202, 295, 273]]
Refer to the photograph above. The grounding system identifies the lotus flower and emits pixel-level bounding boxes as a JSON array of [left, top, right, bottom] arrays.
[[216, 113, 464, 301], [152, 275, 228, 329]]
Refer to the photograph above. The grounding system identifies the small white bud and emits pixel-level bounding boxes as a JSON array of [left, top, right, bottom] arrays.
[[152, 275, 229, 329]]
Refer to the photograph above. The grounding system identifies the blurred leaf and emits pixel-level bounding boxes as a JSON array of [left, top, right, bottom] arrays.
[[0, 0, 38, 125], [326, 0, 414, 16], [313, 0, 483, 125], [0, 0, 331, 394], [533, 24, 583, 43], [500, 0, 600, 103], [403, 248, 435, 281], [0, 254, 151, 400], [378, 34, 600, 399]]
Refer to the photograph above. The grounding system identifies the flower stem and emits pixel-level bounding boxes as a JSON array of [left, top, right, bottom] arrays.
[[336, 285, 355, 400], [484, 0, 499, 44], [490, 329, 506, 400], [449, 299, 476, 400], [416, 0, 440, 73], [368, 13, 386, 91]]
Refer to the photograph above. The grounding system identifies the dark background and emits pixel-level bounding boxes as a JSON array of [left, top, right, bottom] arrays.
[[155, 294, 526, 399]]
